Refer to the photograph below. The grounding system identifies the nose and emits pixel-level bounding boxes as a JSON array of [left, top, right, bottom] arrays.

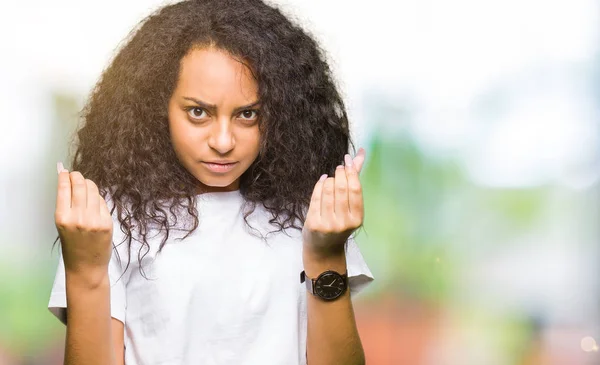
[[207, 117, 235, 154]]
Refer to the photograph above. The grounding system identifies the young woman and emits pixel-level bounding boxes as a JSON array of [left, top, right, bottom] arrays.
[[48, 1, 374, 364]]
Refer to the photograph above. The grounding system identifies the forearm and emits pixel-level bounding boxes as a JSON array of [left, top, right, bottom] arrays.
[[64, 272, 116, 365], [303, 247, 365, 365]]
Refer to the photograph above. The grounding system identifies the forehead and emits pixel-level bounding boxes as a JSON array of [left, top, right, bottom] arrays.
[[175, 47, 258, 101]]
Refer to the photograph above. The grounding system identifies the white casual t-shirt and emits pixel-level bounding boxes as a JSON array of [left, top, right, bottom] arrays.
[[48, 190, 374, 365]]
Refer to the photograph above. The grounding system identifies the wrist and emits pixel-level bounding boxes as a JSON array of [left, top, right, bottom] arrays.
[[303, 242, 347, 277], [65, 268, 110, 291], [303, 240, 345, 261]]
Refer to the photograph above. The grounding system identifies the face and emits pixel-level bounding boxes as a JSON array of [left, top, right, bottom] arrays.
[[168, 47, 261, 193]]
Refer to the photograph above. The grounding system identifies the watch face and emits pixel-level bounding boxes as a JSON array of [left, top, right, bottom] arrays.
[[314, 271, 346, 301]]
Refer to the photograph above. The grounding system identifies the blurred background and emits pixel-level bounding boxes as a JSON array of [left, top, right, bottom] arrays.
[[1, 0, 599, 364]]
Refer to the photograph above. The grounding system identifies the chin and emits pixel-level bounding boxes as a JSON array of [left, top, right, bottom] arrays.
[[196, 175, 239, 190], [206, 181, 233, 188]]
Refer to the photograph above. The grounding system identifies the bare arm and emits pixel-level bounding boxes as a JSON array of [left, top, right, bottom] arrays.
[[304, 250, 365, 365], [302, 150, 367, 364], [64, 274, 122, 365], [55, 165, 123, 365]]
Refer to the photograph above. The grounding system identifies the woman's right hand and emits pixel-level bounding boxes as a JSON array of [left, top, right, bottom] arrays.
[[54, 163, 114, 286]]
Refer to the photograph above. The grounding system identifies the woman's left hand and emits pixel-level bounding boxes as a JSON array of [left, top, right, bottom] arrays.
[[302, 148, 366, 260]]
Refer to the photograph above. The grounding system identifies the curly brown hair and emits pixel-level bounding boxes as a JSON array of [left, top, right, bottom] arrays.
[[54, 0, 356, 274]]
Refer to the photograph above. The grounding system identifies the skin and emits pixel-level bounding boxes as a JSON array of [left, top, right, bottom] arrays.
[[55, 165, 121, 365], [167, 46, 261, 193], [55, 45, 368, 364], [302, 151, 367, 365]]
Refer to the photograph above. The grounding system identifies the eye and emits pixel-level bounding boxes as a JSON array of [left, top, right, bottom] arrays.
[[187, 107, 207, 119], [238, 110, 258, 121]]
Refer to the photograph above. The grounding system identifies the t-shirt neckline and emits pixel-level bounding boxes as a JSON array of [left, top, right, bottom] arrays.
[[196, 189, 242, 204]]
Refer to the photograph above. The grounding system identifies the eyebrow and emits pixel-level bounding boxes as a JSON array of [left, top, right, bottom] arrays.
[[182, 97, 261, 114]]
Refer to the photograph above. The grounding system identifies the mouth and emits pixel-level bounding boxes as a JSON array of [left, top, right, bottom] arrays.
[[201, 161, 238, 173]]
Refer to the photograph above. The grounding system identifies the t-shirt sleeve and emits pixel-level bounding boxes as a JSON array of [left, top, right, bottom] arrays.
[[47, 242, 127, 326], [345, 234, 374, 297]]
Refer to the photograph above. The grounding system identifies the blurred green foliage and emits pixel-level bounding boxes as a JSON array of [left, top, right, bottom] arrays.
[[357, 128, 463, 302], [356, 123, 549, 304], [0, 260, 62, 357]]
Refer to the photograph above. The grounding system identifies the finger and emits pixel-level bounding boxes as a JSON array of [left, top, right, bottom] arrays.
[[56, 167, 72, 214], [86, 179, 100, 213], [70, 172, 87, 210], [99, 193, 112, 221], [98, 193, 113, 233], [308, 174, 328, 219], [345, 154, 364, 220], [334, 164, 349, 217], [321, 177, 335, 221], [56, 162, 66, 174], [353, 147, 366, 174]]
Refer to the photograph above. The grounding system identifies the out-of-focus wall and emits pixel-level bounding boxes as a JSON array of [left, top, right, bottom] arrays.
[[1, 1, 598, 364]]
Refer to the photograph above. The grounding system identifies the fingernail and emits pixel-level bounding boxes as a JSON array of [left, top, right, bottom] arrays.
[[319, 174, 328, 181], [344, 154, 353, 167], [57, 162, 64, 175]]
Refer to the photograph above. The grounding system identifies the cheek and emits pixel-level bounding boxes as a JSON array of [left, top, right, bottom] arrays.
[[242, 127, 261, 152], [167, 103, 189, 136], [169, 115, 195, 146]]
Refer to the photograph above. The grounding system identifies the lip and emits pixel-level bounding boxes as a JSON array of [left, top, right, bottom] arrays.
[[201, 161, 238, 173], [204, 160, 237, 164]]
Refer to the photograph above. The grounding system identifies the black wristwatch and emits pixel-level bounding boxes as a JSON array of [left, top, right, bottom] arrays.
[[300, 270, 348, 301]]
